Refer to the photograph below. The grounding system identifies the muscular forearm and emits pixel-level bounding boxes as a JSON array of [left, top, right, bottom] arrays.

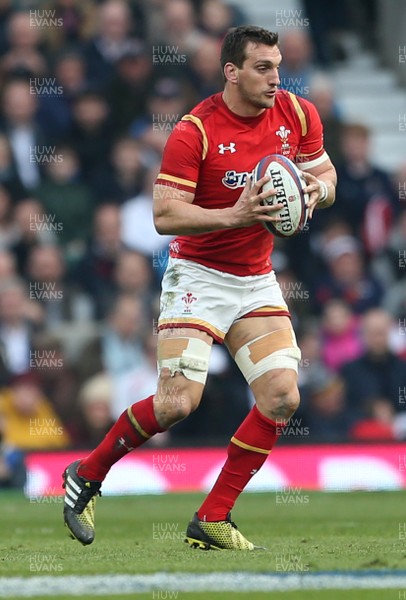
[[154, 197, 236, 235]]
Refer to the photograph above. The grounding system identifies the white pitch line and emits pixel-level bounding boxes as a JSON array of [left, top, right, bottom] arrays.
[[0, 572, 406, 597]]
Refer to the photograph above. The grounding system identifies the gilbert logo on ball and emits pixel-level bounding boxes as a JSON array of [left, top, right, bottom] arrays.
[[254, 154, 309, 238]]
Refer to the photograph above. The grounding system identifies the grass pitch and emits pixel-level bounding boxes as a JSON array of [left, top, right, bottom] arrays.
[[0, 594, 402, 600], [0, 490, 405, 598]]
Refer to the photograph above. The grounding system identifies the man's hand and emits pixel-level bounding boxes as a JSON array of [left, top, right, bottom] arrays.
[[301, 171, 326, 218], [300, 160, 337, 216], [229, 175, 284, 228]]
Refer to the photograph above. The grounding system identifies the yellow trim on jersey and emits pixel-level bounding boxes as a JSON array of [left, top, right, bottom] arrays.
[[158, 317, 225, 340], [181, 114, 208, 160], [231, 436, 271, 455], [297, 144, 324, 159], [288, 92, 307, 137], [127, 407, 151, 439], [157, 173, 197, 189]]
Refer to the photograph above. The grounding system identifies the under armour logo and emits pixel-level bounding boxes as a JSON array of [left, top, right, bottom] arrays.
[[218, 142, 236, 154]]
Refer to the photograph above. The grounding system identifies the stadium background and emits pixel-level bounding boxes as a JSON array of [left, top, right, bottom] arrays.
[[0, 0, 404, 496]]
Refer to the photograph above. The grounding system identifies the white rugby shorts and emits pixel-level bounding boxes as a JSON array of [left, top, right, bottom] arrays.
[[158, 257, 290, 343]]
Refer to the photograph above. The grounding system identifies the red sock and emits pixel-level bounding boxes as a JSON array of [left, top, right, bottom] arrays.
[[77, 395, 165, 481], [198, 405, 283, 521]]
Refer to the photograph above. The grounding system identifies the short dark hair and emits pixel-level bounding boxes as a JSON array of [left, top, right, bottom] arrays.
[[220, 26, 279, 72]]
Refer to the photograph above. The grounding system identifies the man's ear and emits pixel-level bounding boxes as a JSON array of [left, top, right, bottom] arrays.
[[224, 62, 239, 84]]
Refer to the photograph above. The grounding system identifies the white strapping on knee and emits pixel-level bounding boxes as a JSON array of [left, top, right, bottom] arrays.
[[234, 328, 301, 385], [157, 337, 211, 385]]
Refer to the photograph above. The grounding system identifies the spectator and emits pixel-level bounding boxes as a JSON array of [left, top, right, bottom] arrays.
[[297, 322, 324, 389], [0, 413, 26, 489], [334, 124, 398, 256], [0, 78, 47, 191], [199, 0, 234, 40], [115, 249, 152, 300], [137, 124, 170, 162], [0, 134, 26, 200], [75, 372, 115, 448], [374, 206, 406, 287], [130, 78, 191, 141], [0, 278, 37, 376], [302, 369, 355, 442], [300, 219, 352, 287], [41, 0, 97, 53], [350, 397, 396, 441], [121, 166, 173, 280], [189, 37, 224, 100], [34, 145, 94, 251], [37, 52, 88, 141], [321, 299, 362, 372], [152, 0, 204, 81], [314, 234, 383, 314], [9, 198, 54, 276], [380, 212, 406, 336], [66, 90, 114, 177], [90, 137, 146, 204], [105, 40, 154, 134], [130, 78, 183, 158], [75, 204, 122, 319], [111, 332, 158, 419], [295, 322, 326, 424], [302, 0, 352, 66], [83, 0, 135, 86], [0, 0, 12, 57], [278, 29, 316, 98], [26, 245, 94, 327], [0, 186, 16, 248], [31, 333, 79, 438], [0, 250, 16, 280], [1, 11, 47, 77], [276, 266, 312, 330], [76, 294, 147, 381], [0, 371, 70, 450], [308, 73, 344, 166], [340, 309, 406, 414]]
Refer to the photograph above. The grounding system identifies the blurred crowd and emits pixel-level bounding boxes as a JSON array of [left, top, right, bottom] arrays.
[[0, 0, 405, 488]]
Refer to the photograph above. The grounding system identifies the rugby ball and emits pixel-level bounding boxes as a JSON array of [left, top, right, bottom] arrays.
[[253, 154, 308, 237]]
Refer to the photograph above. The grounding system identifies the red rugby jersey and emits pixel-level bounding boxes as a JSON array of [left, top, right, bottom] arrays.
[[156, 90, 327, 276]]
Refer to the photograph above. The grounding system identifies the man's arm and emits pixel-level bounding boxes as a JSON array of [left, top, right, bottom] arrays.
[[153, 177, 283, 236], [300, 157, 337, 219]]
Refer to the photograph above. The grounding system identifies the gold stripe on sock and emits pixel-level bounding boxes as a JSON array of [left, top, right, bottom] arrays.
[[127, 407, 151, 439], [231, 436, 271, 455]]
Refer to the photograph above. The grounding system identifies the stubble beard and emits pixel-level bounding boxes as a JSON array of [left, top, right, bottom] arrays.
[[239, 84, 275, 111]]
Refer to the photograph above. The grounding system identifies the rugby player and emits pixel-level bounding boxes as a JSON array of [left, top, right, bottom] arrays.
[[63, 25, 336, 550]]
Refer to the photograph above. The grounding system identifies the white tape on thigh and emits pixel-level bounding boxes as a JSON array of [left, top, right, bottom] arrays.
[[158, 337, 211, 385], [234, 328, 301, 385]]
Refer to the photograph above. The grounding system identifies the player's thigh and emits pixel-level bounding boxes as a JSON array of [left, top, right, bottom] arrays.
[[155, 327, 213, 416], [225, 316, 301, 413]]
